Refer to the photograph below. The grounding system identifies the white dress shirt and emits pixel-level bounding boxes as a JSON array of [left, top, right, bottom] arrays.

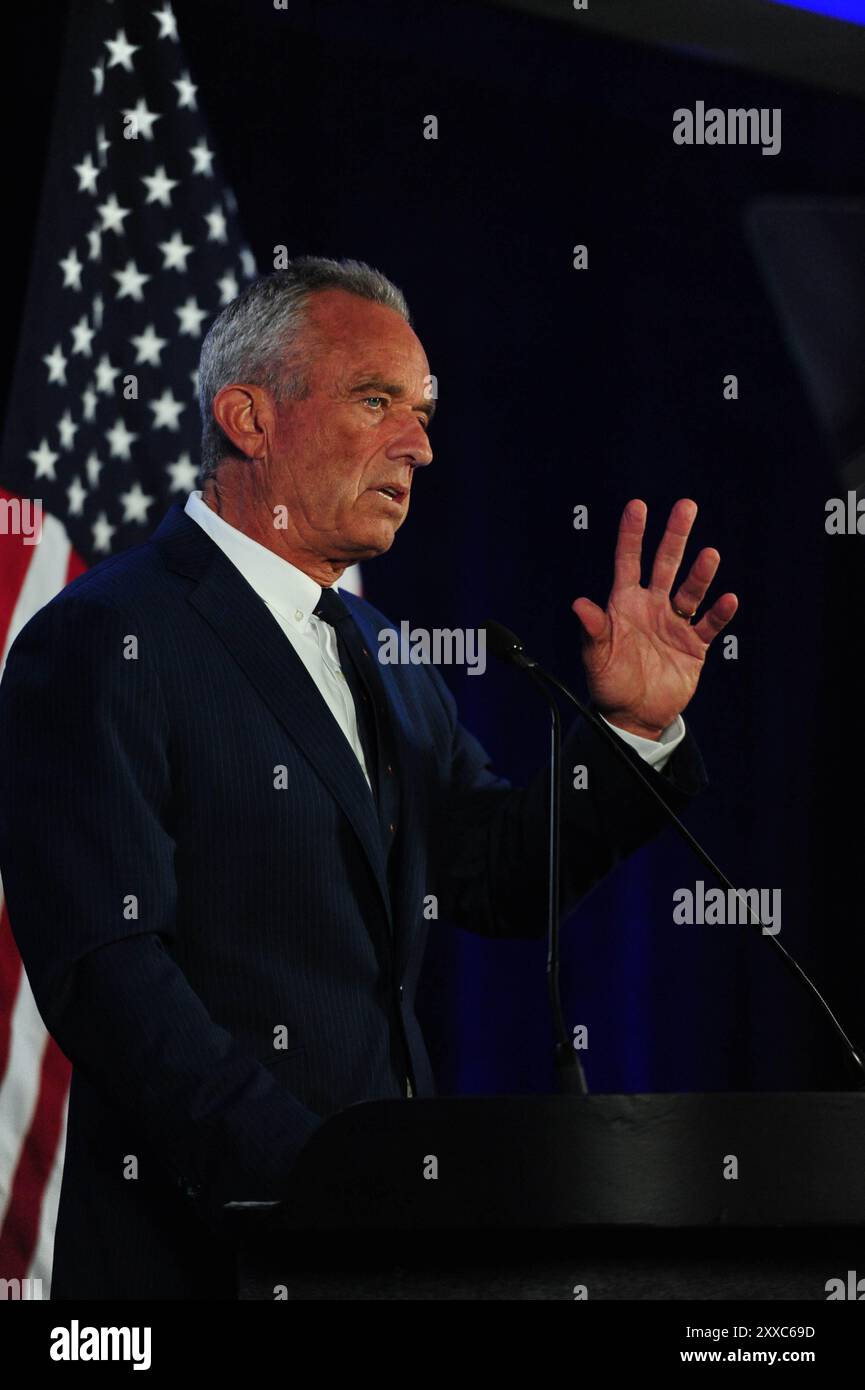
[[184, 490, 684, 786]]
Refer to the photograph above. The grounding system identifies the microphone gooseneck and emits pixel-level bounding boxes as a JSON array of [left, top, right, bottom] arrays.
[[484, 618, 865, 1091]]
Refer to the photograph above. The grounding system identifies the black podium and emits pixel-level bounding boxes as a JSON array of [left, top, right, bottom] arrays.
[[228, 1093, 865, 1300]]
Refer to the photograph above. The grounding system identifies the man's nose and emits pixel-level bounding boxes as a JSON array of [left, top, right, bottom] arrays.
[[386, 416, 433, 468]]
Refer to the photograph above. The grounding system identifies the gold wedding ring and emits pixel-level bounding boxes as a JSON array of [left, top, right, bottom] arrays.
[[671, 603, 695, 621]]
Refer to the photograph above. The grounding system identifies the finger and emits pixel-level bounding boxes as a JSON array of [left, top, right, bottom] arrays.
[[670, 547, 720, 617], [571, 596, 608, 642], [649, 498, 698, 595], [612, 499, 647, 592], [692, 593, 738, 645]]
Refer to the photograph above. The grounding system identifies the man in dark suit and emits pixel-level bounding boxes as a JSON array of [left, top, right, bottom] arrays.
[[0, 257, 737, 1300]]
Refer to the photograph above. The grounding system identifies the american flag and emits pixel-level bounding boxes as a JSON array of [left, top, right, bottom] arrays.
[[0, 0, 270, 1294]]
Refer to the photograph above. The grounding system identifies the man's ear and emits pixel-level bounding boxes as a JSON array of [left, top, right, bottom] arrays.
[[211, 383, 274, 461]]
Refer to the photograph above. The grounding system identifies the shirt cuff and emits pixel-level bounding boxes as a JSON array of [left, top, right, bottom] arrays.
[[597, 712, 686, 770]]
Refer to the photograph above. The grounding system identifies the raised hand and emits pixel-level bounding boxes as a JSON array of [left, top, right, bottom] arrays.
[[571, 498, 738, 738]]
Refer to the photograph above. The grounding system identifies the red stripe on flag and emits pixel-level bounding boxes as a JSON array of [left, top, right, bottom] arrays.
[[0, 903, 23, 1084], [0, 1034, 70, 1280], [66, 546, 86, 585], [0, 488, 37, 658]]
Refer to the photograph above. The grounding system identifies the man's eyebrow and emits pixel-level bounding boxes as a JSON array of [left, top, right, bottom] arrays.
[[348, 379, 437, 422]]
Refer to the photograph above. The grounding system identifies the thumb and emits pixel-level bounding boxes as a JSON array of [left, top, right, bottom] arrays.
[[571, 597, 608, 642]]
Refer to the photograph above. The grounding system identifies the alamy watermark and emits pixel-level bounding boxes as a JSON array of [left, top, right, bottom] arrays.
[[673, 880, 781, 935], [0, 496, 42, 546], [378, 623, 486, 675], [1, 1276, 43, 1299], [673, 102, 781, 157], [49, 1321, 151, 1370], [825, 491, 865, 534]]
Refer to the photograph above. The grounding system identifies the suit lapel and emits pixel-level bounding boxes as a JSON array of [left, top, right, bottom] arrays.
[[154, 504, 394, 934], [344, 598, 429, 979]]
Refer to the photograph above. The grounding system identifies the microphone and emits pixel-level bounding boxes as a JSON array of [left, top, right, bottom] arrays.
[[484, 618, 865, 1090]]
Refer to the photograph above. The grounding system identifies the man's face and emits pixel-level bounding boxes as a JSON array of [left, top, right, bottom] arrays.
[[267, 288, 434, 563]]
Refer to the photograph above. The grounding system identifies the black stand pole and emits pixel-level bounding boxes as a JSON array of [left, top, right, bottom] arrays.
[[542, 683, 588, 1095]]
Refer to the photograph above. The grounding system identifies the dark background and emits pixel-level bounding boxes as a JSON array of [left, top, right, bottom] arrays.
[[5, 0, 865, 1096]]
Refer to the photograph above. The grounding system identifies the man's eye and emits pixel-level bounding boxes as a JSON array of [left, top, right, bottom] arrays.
[[363, 396, 387, 410]]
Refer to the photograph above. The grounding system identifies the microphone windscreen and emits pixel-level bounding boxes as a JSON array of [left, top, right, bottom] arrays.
[[483, 619, 530, 666]]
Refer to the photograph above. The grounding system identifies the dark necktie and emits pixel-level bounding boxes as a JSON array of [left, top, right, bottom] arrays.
[[314, 586, 407, 1086], [313, 586, 385, 803]]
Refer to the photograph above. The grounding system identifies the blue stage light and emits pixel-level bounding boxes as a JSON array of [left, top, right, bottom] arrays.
[[767, 0, 865, 24]]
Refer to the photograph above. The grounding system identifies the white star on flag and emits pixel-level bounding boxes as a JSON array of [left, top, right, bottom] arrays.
[[217, 271, 239, 305], [91, 510, 117, 551], [104, 29, 139, 72], [112, 260, 152, 301], [152, 3, 179, 43], [122, 99, 161, 141], [81, 385, 98, 421], [166, 451, 200, 492], [130, 324, 168, 365], [173, 70, 197, 110], [43, 343, 69, 385], [105, 417, 139, 460], [67, 475, 87, 515], [74, 153, 100, 193], [148, 389, 186, 431], [159, 230, 194, 271], [70, 316, 95, 357], [175, 296, 208, 336], [85, 451, 103, 487], [189, 140, 215, 176], [28, 438, 59, 480], [96, 126, 111, 167], [60, 249, 84, 290], [204, 205, 228, 243], [141, 164, 178, 207], [120, 480, 156, 522], [58, 411, 79, 450], [97, 193, 131, 234], [94, 355, 120, 394]]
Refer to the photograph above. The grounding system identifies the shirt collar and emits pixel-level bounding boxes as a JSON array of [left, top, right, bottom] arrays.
[[184, 490, 333, 631]]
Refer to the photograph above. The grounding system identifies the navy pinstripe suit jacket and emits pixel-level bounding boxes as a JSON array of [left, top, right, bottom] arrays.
[[0, 502, 707, 1299]]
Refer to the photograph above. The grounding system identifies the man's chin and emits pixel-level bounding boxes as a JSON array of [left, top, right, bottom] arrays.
[[340, 522, 399, 561]]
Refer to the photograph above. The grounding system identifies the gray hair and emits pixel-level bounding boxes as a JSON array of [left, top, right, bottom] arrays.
[[197, 256, 412, 482]]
